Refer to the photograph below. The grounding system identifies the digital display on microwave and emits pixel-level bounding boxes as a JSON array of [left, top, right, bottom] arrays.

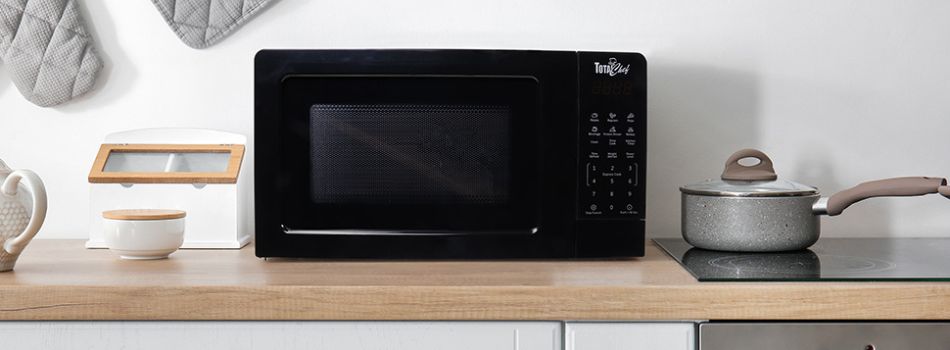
[[590, 79, 634, 96]]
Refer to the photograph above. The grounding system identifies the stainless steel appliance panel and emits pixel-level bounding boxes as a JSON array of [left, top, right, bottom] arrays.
[[700, 322, 950, 349]]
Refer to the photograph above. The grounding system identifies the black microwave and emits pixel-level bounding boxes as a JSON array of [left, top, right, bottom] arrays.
[[254, 49, 646, 258]]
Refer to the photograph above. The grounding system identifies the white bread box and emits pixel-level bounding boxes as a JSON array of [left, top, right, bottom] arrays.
[[86, 128, 251, 249]]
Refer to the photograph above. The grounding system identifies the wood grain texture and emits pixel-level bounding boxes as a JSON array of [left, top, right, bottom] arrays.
[[102, 209, 186, 220], [0, 240, 948, 321], [87, 144, 244, 184]]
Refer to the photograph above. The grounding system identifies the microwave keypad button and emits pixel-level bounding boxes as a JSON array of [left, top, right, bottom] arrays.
[[620, 203, 637, 215], [626, 163, 639, 187], [585, 203, 602, 216], [588, 126, 600, 136], [585, 163, 594, 186], [603, 127, 621, 137]]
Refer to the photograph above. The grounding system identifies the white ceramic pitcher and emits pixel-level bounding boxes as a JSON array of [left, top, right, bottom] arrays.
[[0, 158, 47, 272]]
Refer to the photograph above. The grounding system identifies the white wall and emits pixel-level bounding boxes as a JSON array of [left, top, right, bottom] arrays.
[[2, 0, 949, 239]]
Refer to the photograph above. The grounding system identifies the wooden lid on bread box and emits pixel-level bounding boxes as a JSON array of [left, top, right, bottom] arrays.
[[103, 209, 187, 221], [88, 143, 244, 184]]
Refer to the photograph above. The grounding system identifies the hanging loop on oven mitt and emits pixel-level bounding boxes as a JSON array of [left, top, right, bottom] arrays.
[[0, 0, 103, 107], [149, 0, 276, 49]]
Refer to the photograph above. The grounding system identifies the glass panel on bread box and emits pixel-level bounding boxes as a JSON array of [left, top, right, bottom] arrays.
[[88, 144, 244, 184]]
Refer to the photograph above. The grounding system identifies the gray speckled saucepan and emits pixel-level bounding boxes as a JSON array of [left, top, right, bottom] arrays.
[[680, 148, 950, 252]]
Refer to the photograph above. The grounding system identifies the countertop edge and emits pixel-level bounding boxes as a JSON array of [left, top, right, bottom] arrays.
[[2, 284, 949, 321]]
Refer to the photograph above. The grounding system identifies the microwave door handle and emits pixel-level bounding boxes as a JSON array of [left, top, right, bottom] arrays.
[[282, 227, 538, 236]]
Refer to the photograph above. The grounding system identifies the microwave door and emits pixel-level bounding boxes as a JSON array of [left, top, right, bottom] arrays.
[[276, 75, 542, 235]]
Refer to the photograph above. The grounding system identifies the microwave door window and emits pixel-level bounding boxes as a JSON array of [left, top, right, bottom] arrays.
[[277, 75, 541, 233], [309, 104, 511, 205]]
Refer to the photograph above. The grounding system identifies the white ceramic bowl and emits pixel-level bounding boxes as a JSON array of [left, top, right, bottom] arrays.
[[102, 210, 185, 260]]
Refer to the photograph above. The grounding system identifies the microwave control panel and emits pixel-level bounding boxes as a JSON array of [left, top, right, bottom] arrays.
[[577, 52, 646, 219]]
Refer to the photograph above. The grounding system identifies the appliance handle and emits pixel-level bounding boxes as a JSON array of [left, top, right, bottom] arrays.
[[720, 148, 778, 181], [283, 227, 539, 236], [813, 177, 950, 216]]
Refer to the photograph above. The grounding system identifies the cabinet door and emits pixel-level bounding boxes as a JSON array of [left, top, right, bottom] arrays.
[[566, 322, 695, 350], [0, 321, 561, 350]]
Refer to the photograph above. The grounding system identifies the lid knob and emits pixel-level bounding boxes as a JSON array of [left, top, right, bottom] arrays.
[[721, 148, 778, 181]]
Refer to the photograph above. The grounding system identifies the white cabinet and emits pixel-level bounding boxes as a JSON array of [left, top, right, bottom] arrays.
[[0, 322, 561, 350], [0, 321, 696, 349], [565, 322, 695, 350]]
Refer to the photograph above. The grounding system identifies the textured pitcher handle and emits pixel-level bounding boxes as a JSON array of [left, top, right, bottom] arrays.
[[1, 170, 47, 255]]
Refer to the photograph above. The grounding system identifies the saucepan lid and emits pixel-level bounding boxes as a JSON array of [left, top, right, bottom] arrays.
[[679, 148, 819, 197]]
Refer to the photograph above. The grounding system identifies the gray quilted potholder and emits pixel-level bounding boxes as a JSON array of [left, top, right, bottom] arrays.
[[150, 0, 275, 49], [0, 0, 102, 107]]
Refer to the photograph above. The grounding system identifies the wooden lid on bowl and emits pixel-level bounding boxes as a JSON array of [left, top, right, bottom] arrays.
[[102, 209, 186, 221]]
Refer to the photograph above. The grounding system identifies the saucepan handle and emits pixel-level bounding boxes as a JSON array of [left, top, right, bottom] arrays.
[[818, 177, 950, 216]]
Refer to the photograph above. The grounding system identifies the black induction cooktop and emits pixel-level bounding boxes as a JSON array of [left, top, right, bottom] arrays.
[[654, 238, 950, 281]]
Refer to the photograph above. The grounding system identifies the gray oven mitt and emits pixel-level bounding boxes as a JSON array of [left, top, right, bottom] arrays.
[[150, 0, 275, 49], [0, 0, 103, 107]]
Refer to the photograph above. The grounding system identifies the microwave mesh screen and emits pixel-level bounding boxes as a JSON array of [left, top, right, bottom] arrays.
[[309, 104, 511, 204]]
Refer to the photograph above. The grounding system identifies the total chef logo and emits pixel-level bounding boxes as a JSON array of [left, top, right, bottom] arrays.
[[593, 57, 630, 76]]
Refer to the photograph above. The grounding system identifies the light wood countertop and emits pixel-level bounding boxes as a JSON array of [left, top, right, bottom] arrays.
[[0, 240, 948, 321]]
